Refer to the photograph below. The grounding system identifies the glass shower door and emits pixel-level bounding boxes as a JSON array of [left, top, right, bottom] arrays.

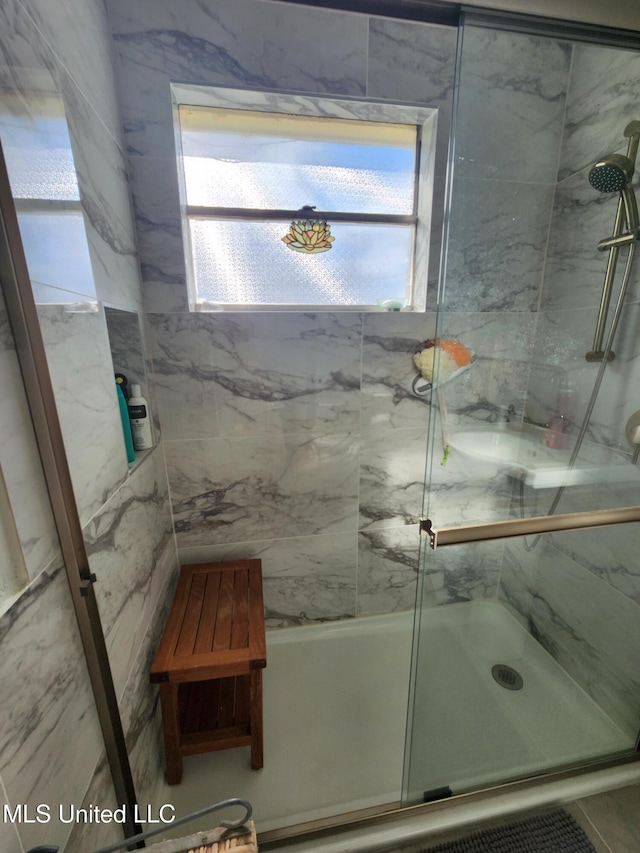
[[404, 526, 640, 804], [403, 13, 640, 805]]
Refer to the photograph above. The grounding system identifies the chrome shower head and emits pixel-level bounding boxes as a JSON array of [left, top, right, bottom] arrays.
[[589, 153, 635, 194], [589, 153, 639, 232]]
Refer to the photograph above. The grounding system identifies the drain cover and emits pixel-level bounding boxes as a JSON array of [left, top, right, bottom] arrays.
[[492, 664, 523, 690]]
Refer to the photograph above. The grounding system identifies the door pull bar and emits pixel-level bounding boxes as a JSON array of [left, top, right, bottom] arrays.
[[420, 505, 640, 549]]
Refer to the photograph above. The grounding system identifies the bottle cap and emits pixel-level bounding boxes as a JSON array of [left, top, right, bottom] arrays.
[[131, 384, 142, 397]]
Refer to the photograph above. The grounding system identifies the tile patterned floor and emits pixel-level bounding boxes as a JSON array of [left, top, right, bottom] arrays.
[[569, 783, 640, 853]]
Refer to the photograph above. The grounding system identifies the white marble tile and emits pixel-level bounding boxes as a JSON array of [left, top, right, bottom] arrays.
[[525, 304, 640, 454], [18, 0, 124, 147], [361, 311, 437, 429], [434, 311, 536, 423], [359, 426, 427, 530], [559, 43, 640, 180], [125, 154, 186, 291], [0, 782, 23, 853], [83, 447, 174, 698], [455, 27, 570, 183], [104, 307, 146, 387], [37, 304, 130, 525], [143, 280, 189, 314], [0, 295, 60, 582], [0, 0, 59, 90], [367, 18, 456, 108], [64, 753, 122, 853], [500, 536, 640, 738], [0, 561, 104, 851], [117, 553, 178, 805], [546, 524, 640, 606], [445, 177, 555, 312], [357, 526, 420, 616], [107, 0, 368, 158], [179, 533, 357, 626], [523, 306, 599, 431], [165, 432, 359, 547], [367, 18, 456, 179], [59, 70, 142, 312], [426, 426, 518, 528], [149, 312, 362, 440], [420, 537, 504, 606], [541, 170, 628, 313]]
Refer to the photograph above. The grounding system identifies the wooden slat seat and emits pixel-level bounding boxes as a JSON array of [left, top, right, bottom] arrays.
[[150, 559, 266, 784]]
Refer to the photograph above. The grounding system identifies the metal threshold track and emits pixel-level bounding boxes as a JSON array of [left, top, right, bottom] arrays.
[[257, 753, 640, 852]]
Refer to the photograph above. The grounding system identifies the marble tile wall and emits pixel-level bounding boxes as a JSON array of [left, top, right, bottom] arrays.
[[0, 559, 106, 851], [497, 40, 640, 736], [0, 0, 178, 849], [499, 532, 640, 738], [107, 0, 544, 621]]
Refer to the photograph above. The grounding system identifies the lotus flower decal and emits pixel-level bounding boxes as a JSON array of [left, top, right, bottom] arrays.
[[282, 208, 335, 254]]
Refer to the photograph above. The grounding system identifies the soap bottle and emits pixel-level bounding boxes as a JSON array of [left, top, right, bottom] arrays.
[[116, 380, 136, 463], [128, 383, 153, 451]]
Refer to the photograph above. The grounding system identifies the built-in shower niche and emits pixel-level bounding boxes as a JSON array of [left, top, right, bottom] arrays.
[[104, 306, 154, 468]]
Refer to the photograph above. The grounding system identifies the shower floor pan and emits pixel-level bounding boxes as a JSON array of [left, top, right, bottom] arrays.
[[406, 600, 634, 801], [154, 602, 633, 835], [448, 423, 639, 488]]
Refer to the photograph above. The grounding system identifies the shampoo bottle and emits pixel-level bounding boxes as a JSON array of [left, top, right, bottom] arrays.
[[128, 383, 153, 451]]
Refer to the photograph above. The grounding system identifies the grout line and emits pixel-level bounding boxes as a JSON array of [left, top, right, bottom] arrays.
[[574, 802, 616, 853]]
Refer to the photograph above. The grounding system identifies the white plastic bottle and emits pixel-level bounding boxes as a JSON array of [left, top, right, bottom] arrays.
[[127, 384, 153, 451]]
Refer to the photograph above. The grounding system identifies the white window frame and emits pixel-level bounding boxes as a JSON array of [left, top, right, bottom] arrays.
[[172, 84, 438, 312]]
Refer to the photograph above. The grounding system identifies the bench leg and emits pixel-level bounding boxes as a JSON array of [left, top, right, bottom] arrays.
[[159, 683, 183, 785], [249, 669, 263, 770]]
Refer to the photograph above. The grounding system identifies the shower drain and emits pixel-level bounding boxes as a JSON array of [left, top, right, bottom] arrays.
[[491, 664, 524, 691]]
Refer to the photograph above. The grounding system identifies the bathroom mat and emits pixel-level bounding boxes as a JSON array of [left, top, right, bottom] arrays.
[[423, 809, 595, 852]]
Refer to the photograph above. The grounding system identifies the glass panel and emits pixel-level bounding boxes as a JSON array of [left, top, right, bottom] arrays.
[[189, 218, 413, 306], [180, 106, 417, 214], [406, 18, 640, 807], [404, 524, 640, 804], [418, 23, 640, 529], [17, 212, 96, 299]]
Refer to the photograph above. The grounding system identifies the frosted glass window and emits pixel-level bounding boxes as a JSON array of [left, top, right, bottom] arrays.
[[181, 107, 417, 215], [177, 104, 420, 309], [190, 219, 414, 306], [1, 98, 80, 201]]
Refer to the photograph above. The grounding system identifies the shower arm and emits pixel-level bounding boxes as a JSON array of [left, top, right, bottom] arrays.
[[588, 123, 640, 361]]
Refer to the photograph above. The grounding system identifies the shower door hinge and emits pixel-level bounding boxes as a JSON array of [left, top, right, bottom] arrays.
[[79, 573, 97, 596], [419, 518, 437, 549]]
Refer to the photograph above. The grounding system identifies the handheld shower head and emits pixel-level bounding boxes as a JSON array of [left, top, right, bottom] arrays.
[[589, 153, 639, 231], [589, 153, 634, 193]]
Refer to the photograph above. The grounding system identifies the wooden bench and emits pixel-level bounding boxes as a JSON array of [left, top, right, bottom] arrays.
[[150, 559, 266, 784]]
